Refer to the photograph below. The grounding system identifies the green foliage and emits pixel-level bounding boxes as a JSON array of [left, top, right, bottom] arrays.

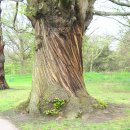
[[83, 31, 130, 72], [5, 61, 33, 75], [44, 109, 60, 115], [93, 99, 107, 109], [5, 63, 16, 74], [83, 35, 116, 72], [26, 6, 38, 17], [94, 46, 113, 72], [117, 31, 130, 71], [53, 98, 66, 109], [44, 98, 66, 116], [18, 2, 27, 15]]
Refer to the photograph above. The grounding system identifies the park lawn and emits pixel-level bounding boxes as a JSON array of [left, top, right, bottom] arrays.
[[0, 72, 130, 130], [18, 117, 130, 130], [0, 74, 32, 112], [84, 72, 130, 105]]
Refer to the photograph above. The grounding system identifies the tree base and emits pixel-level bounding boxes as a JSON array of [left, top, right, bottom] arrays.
[[17, 87, 105, 119], [0, 82, 9, 90]]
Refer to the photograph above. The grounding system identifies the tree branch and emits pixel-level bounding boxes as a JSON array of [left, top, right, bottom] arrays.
[[13, 2, 19, 28], [109, 0, 130, 7], [94, 10, 130, 16], [108, 17, 130, 28]]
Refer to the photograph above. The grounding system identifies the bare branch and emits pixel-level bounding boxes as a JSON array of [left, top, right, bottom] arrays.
[[94, 48, 103, 60], [13, 2, 19, 28], [94, 10, 130, 16], [108, 17, 130, 28], [9, 0, 23, 2], [109, 0, 130, 7], [3, 23, 34, 35]]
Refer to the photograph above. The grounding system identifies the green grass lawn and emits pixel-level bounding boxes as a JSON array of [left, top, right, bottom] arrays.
[[0, 74, 32, 112], [0, 72, 130, 130], [84, 72, 130, 105]]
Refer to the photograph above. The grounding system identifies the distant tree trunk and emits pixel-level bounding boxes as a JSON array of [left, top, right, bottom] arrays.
[[20, 60, 25, 74], [19, 42, 25, 74], [0, 1, 8, 89], [90, 51, 94, 72], [24, 0, 98, 117]]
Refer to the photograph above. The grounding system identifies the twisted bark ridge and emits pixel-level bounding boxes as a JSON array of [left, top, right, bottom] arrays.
[[24, 0, 98, 117], [0, 1, 8, 90]]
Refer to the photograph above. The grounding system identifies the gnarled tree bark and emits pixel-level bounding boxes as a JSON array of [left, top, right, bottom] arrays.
[[24, 0, 98, 118], [0, 1, 8, 90]]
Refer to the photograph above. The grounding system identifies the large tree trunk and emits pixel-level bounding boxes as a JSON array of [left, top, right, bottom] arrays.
[[0, 1, 8, 90], [25, 0, 97, 117]]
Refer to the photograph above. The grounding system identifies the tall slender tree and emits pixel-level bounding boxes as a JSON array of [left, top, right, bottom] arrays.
[[0, 1, 8, 89]]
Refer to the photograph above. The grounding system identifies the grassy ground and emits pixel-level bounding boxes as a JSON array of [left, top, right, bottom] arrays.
[[0, 72, 130, 130], [0, 74, 31, 112]]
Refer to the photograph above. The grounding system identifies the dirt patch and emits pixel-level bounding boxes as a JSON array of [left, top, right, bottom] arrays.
[[82, 103, 130, 123], [1, 103, 130, 126]]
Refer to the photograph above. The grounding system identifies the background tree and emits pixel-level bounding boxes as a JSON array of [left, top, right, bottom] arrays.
[[4, 25, 34, 74], [93, 0, 130, 72], [0, 1, 8, 89], [83, 35, 114, 72], [2, 1, 34, 74], [117, 31, 130, 71]]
